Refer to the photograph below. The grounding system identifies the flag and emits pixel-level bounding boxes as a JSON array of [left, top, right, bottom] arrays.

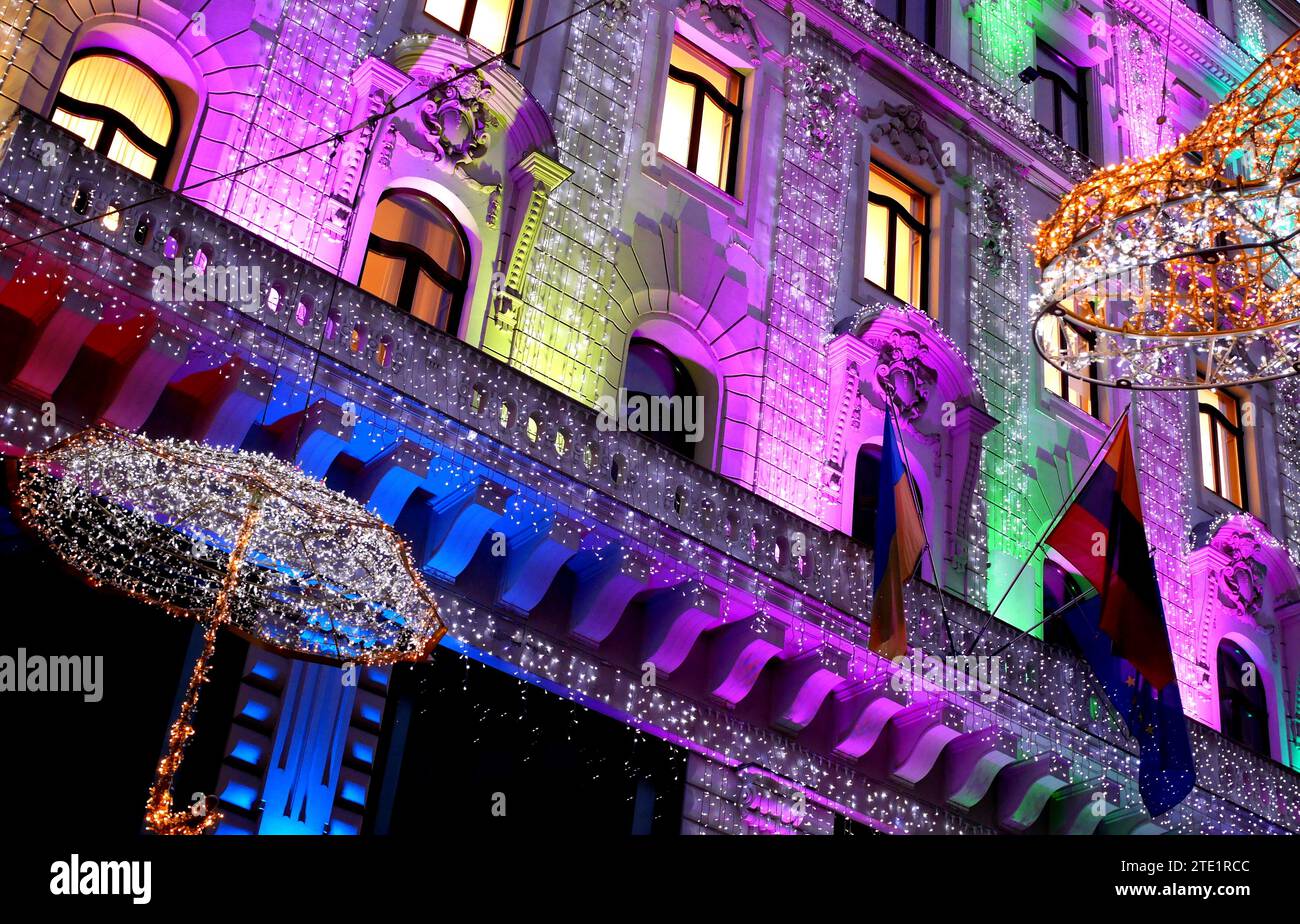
[[868, 407, 926, 659], [1046, 414, 1195, 815]]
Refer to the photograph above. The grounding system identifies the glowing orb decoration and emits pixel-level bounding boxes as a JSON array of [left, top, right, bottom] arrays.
[[9, 426, 444, 833], [1033, 33, 1300, 390]]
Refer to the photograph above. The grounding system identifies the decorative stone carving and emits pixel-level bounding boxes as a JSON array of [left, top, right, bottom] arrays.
[[1211, 521, 1267, 622], [869, 328, 938, 421], [864, 100, 953, 185], [391, 65, 494, 168], [679, 0, 770, 63], [976, 176, 1014, 276], [794, 58, 857, 163]]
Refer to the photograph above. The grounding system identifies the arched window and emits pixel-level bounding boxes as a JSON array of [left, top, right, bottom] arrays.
[[51, 52, 177, 181], [1217, 639, 1270, 756], [623, 337, 701, 459], [360, 190, 469, 335], [850, 443, 921, 546]]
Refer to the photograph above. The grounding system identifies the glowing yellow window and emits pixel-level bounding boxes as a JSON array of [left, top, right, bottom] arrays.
[[1198, 389, 1246, 507], [425, 0, 517, 54], [1042, 311, 1098, 416], [360, 190, 469, 335], [864, 164, 928, 308], [657, 35, 744, 193], [51, 53, 175, 182]]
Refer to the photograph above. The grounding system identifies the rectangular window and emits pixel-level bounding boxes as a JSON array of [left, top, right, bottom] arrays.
[[874, 0, 938, 47], [1042, 313, 1098, 416], [1034, 40, 1088, 154], [864, 164, 928, 309], [424, 0, 519, 55], [657, 34, 744, 194], [1198, 388, 1247, 507], [1181, 0, 1209, 19]]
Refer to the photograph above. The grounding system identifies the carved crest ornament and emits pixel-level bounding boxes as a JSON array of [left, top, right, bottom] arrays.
[[863, 100, 952, 185], [383, 64, 495, 169], [679, 0, 769, 63], [870, 328, 938, 421], [1211, 521, 1268, 623]]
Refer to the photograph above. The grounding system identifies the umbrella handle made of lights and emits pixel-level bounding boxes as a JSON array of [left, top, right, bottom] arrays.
[[144, 496, 264, 835]]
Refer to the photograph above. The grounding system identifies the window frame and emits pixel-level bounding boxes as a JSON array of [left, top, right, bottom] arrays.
[[1198, 388, 1249, 509], [1043, 313, 1100, 418], [423, 0, 526, 58], [661, 33, 745, 195], [51, 49, 180, 183], [360, 190, 471, 337], [1034, 39, 1088, 155], [864, 162, 930, 310]]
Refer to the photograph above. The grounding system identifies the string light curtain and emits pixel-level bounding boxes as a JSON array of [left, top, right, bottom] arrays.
[[1034, 32, 1300, 391], [10, 425, 445, 833]]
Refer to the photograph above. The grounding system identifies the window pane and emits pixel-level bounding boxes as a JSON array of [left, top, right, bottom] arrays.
[[695, 98, 728, 189], [1219, 391, 1239, 426], [51, 109, 103, 149], [864, 200, 890, 291], [1036, 45, 1078, 85], [1066, 373, 1091, 414], [869, 166, 923, 219], [469, 0, 512, 53], [670, 39, 736, 101], [1199, 410, 1217, 491], [892, 217, 915, 303], [359, 250, 406, 306], [105, 133, 157, 179], [658, 76, 696, 167], [1218, 426, 1243, 506], [371, 193, 465, 276], [1034, 80, 1056, 132], [411, 270, 454, 331], [425, 0, 468, 30], [1059, 97, 1079, 149]]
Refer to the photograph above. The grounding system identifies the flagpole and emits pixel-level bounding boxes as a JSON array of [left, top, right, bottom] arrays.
[[963, 406, 1131, 656], [886, 406, 957, 655], [987, 586, 1096, 657]]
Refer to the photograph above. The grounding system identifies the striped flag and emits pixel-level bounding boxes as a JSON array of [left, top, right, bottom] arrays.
[[868, 407, 926, 659], [1046, 413, 1195, 814]]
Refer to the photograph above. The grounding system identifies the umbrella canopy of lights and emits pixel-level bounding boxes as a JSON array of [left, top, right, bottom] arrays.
[[9, 426, 445, 834], [1033, 32, 1300, 390]]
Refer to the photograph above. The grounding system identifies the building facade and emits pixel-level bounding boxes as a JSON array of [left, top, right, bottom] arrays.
[[1, 0, 1299, 834]]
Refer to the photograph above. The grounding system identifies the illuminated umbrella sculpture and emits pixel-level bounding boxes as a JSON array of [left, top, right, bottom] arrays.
[[8, 426, 445, 834]]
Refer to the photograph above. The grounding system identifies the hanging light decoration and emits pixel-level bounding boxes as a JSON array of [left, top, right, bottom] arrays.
[[1033, 32, 1300, 390], [9, 426, 445, 834]]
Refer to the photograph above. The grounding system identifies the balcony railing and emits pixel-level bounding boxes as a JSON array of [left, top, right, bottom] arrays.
[[0, 109, 879, 619]]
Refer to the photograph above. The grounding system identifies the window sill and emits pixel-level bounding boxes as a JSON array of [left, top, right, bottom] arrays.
[[855, 278, 929, 319], [1041, 388, 1107, 436], [1194, 482, 1249, 521], [644, 156, 744, 219]]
